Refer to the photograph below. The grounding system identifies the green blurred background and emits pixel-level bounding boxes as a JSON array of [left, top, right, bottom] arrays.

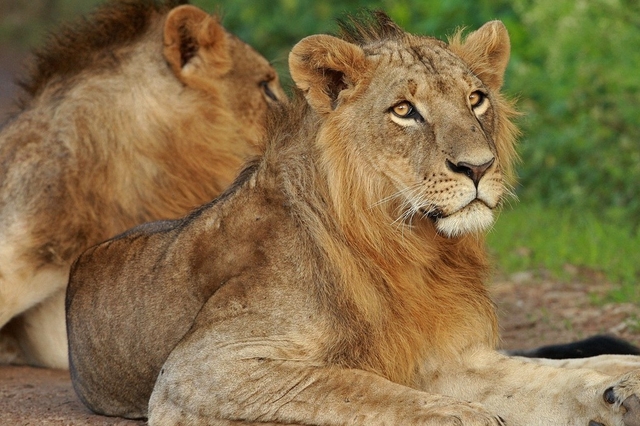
[[1, 0, 638, 299]]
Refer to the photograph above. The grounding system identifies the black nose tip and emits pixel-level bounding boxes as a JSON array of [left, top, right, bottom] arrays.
[[446, 158, 495, 186]]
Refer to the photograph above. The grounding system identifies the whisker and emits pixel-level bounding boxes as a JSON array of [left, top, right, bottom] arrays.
[[391, 203, 414, 228], [369, 183, 423, 209], [499, 182, 519, 210], [371, 181, 441, 236]]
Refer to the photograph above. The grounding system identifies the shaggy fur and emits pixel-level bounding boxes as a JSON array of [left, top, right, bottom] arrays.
[[0, 0, 284, 369], [20, 0, 185, 100], [67, 12, 640, 425]]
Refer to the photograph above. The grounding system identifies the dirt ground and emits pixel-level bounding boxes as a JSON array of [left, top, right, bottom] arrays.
[[0, 46, 639, 425]]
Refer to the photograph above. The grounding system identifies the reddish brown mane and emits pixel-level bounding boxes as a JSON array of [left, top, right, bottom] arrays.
[[20, 0, 187, 99]]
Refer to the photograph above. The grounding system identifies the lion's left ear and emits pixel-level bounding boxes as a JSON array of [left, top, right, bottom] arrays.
[[289, 35, 367, 115], [451, 20, 511, 92], [163, 5, 232, 88]]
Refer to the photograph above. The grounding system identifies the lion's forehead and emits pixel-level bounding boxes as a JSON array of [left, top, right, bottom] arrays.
[[228, 36, 273, 77], [364, 42, 477, 103], [367, 39, 470, 77]]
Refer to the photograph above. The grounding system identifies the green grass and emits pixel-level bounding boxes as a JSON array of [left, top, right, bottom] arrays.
[[488, 202, 640, 303]]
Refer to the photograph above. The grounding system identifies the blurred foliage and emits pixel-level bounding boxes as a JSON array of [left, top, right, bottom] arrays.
[[0, 0, 102, 45], [488, 203, 640, 300], [508, 0, 640, 229], [1, 0, 639, 230]]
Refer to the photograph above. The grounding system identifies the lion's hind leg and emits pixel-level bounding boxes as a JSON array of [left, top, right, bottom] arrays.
[[0, 281, 69, 369], [3, 288, 69, 369], [0, 222, 62, 327]]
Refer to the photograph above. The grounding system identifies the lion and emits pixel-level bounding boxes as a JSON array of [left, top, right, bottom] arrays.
[[66, 12, 640, 425], [0, 0, 285, 370]]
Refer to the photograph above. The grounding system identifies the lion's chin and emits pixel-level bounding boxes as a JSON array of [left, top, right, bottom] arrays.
[[433, 201, 495, 238]]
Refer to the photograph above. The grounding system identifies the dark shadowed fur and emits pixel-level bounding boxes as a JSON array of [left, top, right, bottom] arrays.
[[337, 10, 405, 45], [511, 335, 640, 359], [20, 0, 187, 101]]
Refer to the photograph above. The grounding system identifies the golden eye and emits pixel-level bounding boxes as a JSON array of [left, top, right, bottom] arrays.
[[392, 101, 413, 118], [469, 91, 486, 108]]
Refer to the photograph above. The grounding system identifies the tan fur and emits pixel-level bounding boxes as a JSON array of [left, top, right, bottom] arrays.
[[0, 0, 284, 369], [66, 13, 640, 425]]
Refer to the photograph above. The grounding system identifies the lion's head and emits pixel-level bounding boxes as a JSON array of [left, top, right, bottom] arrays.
[[289, 13, 517, 238], [276, 13, 519, 380], [162, 3, 285, 147], [7, 0, 287, 255]]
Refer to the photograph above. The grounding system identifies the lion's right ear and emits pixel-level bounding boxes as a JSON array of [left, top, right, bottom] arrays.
[[289, 35, 367, 115], [450, 21, 511, 92], [163, 5, 232, 89]]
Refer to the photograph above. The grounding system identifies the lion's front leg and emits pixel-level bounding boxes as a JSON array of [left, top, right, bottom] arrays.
[[145, 278, 509, 426], [426, 348, 640, 426], [149, 347, 505, 426]]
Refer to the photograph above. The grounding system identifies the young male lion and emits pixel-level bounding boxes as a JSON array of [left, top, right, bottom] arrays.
[[66, 12, 640, 425], [0, 0, 284, 369]]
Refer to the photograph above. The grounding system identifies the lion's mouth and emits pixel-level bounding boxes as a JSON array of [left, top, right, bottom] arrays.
[[420, 199, 496, 237], [420, 208, 444, 221], [420, 199, 491, 221]]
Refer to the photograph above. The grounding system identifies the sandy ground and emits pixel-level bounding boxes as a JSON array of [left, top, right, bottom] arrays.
[[495, 273, 640, 350], [0, 45, 638, 425], [0, 365, 144, 425]]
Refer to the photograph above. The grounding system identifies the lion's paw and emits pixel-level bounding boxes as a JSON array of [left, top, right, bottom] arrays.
[[599, 372, 640, 426]]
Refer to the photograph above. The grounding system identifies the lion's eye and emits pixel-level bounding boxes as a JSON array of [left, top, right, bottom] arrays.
[[469, 91, 486, 108], [392, 101, 412, 117], [261, 80, 278, 102], [390, 101, 423, 121]]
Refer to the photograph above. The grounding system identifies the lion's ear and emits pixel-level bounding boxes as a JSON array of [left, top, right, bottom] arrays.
[[289, 35, 367, 114], [163, 5, 232, 88], [454, 20, 510, 91]]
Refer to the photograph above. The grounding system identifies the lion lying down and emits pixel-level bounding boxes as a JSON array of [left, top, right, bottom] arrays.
[[66, 12, 640, 425], [0, 0, 283, 369]]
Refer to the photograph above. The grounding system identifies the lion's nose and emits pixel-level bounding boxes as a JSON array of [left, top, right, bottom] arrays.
[[446, 158, 495, 187]]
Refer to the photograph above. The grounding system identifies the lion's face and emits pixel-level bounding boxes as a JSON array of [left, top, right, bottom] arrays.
[[291, 20, 514, 238], [162, 5, 286, 150], [344, 40, 503, 237]]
